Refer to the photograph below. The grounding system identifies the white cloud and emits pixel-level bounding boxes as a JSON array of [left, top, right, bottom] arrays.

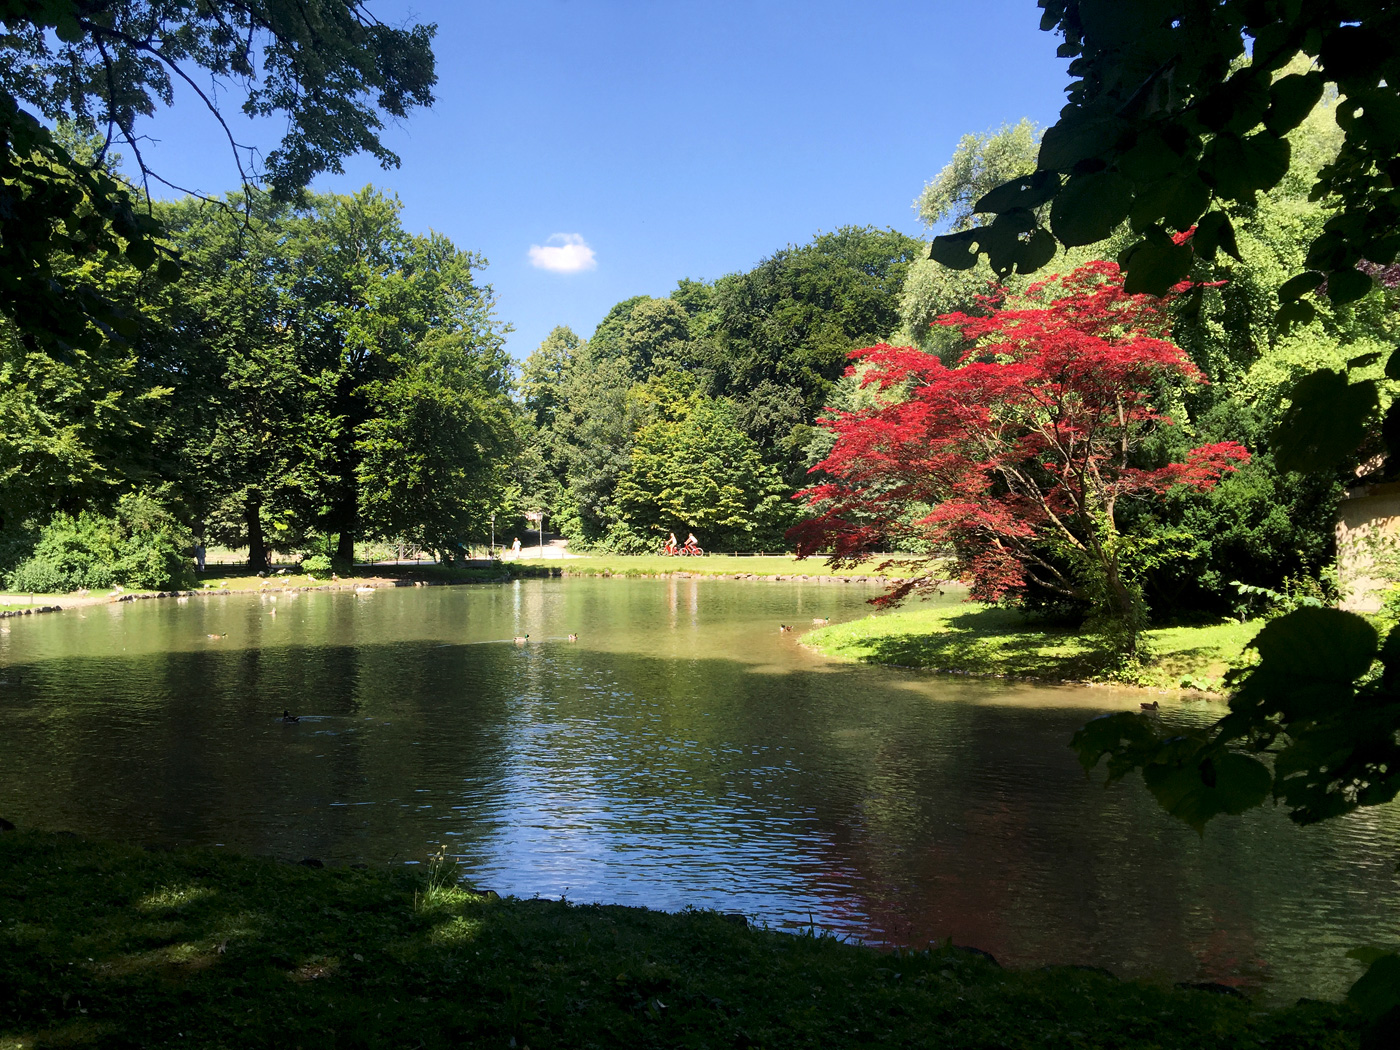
[[528, 233, 597, 273]]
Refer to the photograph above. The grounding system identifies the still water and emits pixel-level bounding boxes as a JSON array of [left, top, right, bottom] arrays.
[[1, 578, 1397, 1001]]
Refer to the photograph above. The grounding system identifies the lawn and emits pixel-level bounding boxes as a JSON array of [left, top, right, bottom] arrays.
[[0, 828, 1357, 1049], [547, 553, 922, 579], [805, 599, 1263, 691]]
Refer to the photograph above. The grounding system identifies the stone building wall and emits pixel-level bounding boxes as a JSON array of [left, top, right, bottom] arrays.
[[1336, 481, 1400, 612]]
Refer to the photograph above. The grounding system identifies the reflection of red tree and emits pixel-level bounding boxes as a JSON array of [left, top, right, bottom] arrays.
[[1189, 901, 1270, 989]]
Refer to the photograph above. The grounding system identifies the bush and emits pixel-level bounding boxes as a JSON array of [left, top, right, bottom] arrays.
[[301, 554, 332, 576], [2, 495, 194, 594], [7, 557, 73, 594]]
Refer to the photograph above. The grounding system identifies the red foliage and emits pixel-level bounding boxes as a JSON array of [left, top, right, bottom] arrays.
[[791, 262, 1249, 608]]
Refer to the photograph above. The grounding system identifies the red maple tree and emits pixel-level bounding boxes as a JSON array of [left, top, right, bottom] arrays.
[[791, 261, 1249, 653]]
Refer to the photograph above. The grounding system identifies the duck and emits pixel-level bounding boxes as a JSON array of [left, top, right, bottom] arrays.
[[566, 633, 578, 642], [812, 617, 830, 626], [778, 624, 793, 633], [513, 635, 529, 645], [206, 633, 226, 640], [1140, 700, 1160, 712], [280, 710, 300, 723]]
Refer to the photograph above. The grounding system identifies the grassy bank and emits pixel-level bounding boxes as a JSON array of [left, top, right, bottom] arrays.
[[0, 829, 1356, 1049], [543, 554, 917, 579], [806, 602, 1262, 691]]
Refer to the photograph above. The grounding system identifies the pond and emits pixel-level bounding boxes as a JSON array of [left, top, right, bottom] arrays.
[[1, 577, 1397, 1003]]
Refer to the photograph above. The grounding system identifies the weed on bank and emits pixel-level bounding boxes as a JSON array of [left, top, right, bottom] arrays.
[[0, 830, 1357, 1049]]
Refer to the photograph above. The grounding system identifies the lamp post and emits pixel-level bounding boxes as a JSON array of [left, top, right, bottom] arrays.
[[490, 513, 496, 559], [525, 510, 544, 558]]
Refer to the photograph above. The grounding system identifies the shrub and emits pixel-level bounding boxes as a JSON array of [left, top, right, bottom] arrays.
[[3, 495, 193, 593], [7, 557, 72, 595], [301, 554, 332, 576]]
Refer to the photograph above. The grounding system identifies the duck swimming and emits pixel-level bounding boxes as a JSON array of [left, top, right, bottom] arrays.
[[778, 624, 793, 633], [811, 617, 830, 626], [513, 635, 529, 645], [281, 710, 300, 723], [1140, 700, 1160, 712], [567, 633, 578, 642]]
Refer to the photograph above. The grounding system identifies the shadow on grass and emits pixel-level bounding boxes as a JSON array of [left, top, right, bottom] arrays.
[[844, 606, 1115, 681], [0, 831, 1353, 1049]]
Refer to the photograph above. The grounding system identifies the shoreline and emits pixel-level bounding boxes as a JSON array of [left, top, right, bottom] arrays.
[[0, 565, 899, 619]]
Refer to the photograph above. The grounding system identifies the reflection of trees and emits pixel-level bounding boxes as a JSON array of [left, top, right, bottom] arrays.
[[1, 581, 1397, 1001]]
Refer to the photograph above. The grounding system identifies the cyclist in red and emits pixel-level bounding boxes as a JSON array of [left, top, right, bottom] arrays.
[[664, 532, 678, 556]]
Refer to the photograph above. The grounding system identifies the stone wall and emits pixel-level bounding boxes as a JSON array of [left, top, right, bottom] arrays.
[[1336, 481, 1400, 612]]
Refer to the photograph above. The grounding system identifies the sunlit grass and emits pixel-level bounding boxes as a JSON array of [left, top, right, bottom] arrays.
[[805, 600, 1262, 690]]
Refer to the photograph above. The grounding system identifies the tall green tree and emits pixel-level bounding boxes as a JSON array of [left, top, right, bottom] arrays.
[[0, 0, 436, 355], [613, 377, 789, 553]]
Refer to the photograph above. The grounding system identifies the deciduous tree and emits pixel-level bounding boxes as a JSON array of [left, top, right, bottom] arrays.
[[793, 262, 1247, 655]]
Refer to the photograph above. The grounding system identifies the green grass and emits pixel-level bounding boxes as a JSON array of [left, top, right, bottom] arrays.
[[545, 554, 919, 579], [806, 601, 1263, 690], [0, 829, 1357, 1049]]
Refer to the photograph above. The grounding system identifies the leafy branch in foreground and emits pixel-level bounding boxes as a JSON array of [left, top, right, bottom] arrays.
[[1072, 606, 1400, 1038], [0, 0, 436, 354]]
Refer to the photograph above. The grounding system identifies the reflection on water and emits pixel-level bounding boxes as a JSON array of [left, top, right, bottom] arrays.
[[1, 578, 1397, 1002]]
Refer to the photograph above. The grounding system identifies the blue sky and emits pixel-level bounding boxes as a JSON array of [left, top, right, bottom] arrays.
[[136, 1, 1069, 360]]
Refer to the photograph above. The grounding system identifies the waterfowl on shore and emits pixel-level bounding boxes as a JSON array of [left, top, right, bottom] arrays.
[[812, 617, 830, 626], [1140, 700, 1160, 712], [280, 710, 300, 723], [513, 635, 529, 645]]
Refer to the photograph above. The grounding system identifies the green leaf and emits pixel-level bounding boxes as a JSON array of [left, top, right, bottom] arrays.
[[1038, 115, 1123, 171], [1347, 952, 1400, 1024], [1119, 227, 1192, 296], [1248, 608, 1379, 684], [1278, 270, 1325, 302], [1275, 298, 1316, 331], [973, 170, 1060, 215], [1328, 268, 1375, 304], [1050, 172, 1133, 247], [1201, 131, 1291, 202], [1014, 227, 1058, 273], [53, 14, 84, 43], [1349, 947, 1397, 968], [1142, 752, 1272, 832], [1069, 711, 1160, 777], [124, 239, 157, 270], [1192, 210, 1239, 262], [1129, 175, 1210, 233], [1265, 72, 1325, 135], [1273, 370, 1378, 473], [927, 231, 979, 271]]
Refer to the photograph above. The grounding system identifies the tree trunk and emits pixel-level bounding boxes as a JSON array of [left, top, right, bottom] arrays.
[[246, 497, 268, 572], [336, 528, 354, 568]]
